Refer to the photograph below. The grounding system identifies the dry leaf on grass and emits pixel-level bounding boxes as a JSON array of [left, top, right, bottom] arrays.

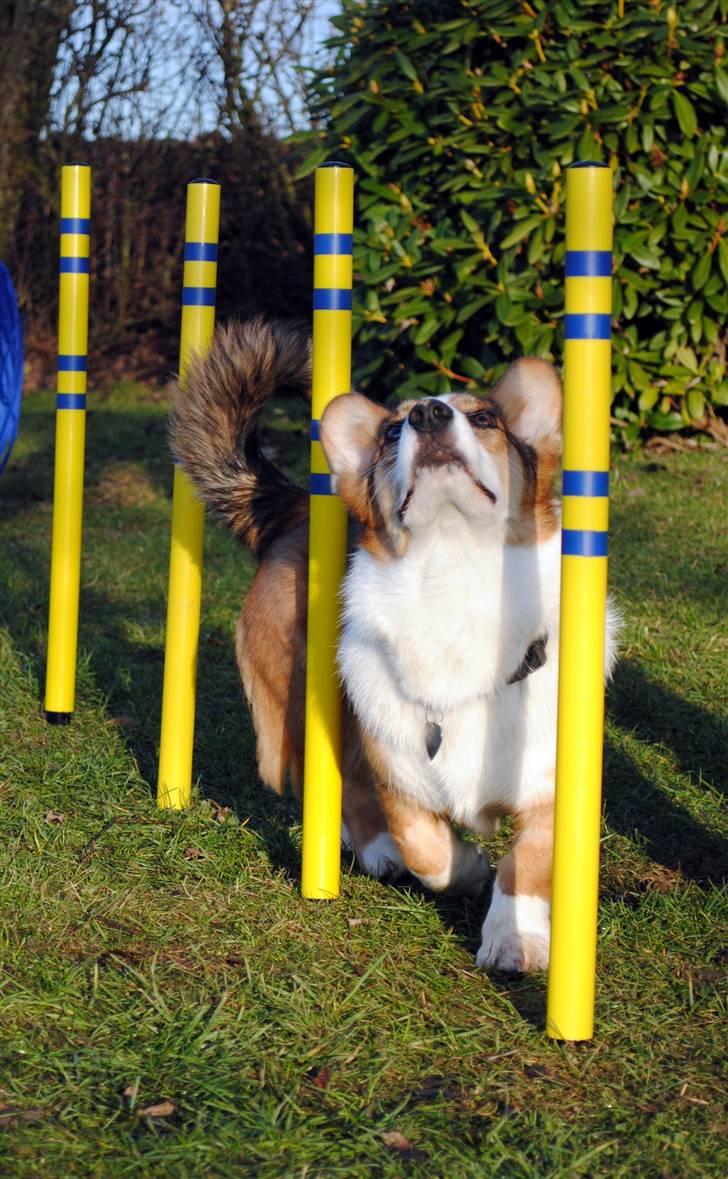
[[382, 1131, 412, 1150], [183, 846, 211, 861], [0, 1104, 50, 1129], [207, 800, 232, 823], [308, 1066, 331, 1090], [137, 1100, 176, 1118], [44, 811, 66, 824], [381, 1130, 428, 1161], [408, 1074, 462, 1103]]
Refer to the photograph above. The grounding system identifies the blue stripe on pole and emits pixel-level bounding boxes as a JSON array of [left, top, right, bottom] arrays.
[[182, 287, 216, 306], [313, 289, 353, 311], [184, 242, 219, 261], [562, 529, 609, 557], [310, 473, 333, 495], [57, 355, 87, 371], [60, 217, 90, 234], [564, 313, 611, 340], [562, 469, 609, 497], [310, 419, 321, 441], [314, 233, 353, 255], [565, 250, 612, 277], [57, 393, 87, 410], [60, 257, 90, 274]]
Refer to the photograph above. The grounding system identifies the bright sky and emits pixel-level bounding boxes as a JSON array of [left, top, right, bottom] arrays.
[[51, 0, 342, 140]]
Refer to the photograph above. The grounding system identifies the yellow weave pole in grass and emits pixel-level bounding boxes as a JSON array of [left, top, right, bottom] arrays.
[[45, 164, 92, 725], [158, 180, 221, 809], [301, 163, 354, 899], [547, 162, 614, 1041]]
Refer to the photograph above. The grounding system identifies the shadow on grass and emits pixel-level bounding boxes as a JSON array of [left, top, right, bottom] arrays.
[[1, 402, 174, 525], [87, 593, 304, 882], [608, 659, 727, 800], [0, 546, 303, 883], [3, 405, 725, 1016], [425, 662, 728, 1027], [3, 529, 726, 894], [3, 395, 311, 877], [603, 739, 727, 886], [428, 885, 548, 1031], [609, 460, 728, 611]]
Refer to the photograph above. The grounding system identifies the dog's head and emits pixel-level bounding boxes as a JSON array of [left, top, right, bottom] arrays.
[[320, 359, 562, 557]]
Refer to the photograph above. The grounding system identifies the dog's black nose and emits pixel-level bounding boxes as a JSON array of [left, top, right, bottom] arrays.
[[408, 399, 453, 434]]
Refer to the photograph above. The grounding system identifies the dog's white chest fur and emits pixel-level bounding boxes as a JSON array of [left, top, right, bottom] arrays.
[[339, 506, 562, 825]]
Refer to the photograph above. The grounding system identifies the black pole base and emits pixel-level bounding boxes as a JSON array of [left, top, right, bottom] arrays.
[[45, 711, 72, 726]]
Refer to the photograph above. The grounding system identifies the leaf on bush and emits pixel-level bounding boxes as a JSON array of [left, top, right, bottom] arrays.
[[685, 389, 706, 421], [302, 0, 726, 434], [293, 145, 332, 180], [675, 346, 699, 374], [413, 315, 438, 345], [647, 410, 685, 432], [691, 253, 711, 291], [638, 387, 659, 412], [714, 67, 728, 107], [394, 50, 418, 83], [500, 216, 544, 249], [717, 240, 728, 286], [672, 91, 697, 138]]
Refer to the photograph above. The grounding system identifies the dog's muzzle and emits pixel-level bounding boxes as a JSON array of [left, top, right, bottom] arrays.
[[408, 400, 453, 434]]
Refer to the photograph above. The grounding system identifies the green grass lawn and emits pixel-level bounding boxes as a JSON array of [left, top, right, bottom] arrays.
[[1, 385, 726, 1177]]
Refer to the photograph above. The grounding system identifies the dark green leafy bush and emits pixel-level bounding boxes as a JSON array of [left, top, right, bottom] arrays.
[[301, 0, 728, 438]]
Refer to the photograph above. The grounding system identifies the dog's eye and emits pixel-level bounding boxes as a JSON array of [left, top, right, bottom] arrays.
[[469, 410, 497, 429], [384, 420, 403, 444]]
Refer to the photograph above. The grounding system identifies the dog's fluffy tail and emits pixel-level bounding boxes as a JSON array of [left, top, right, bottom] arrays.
[[169, 318, 310, 557]]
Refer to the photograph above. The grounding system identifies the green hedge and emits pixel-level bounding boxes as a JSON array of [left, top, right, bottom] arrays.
[[300, 0, 728, 439]]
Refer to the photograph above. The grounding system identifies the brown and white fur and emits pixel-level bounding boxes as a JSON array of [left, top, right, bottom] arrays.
[[171, 318, 618, 973]]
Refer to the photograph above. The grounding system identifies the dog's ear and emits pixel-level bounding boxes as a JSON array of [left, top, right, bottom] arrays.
[[320, 393, 388, 484], [489, 359, 562, 450]]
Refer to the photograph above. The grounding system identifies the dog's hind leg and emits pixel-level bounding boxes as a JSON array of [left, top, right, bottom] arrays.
[[235, 536, 308, 796], [476, 799, 553, 972], [341, 722, 406, 881], [378, 788, 490, 896]]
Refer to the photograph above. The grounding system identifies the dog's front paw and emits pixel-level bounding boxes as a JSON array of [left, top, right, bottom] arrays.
[[357, 832, 407, 882], [476, 882, 550, 973]]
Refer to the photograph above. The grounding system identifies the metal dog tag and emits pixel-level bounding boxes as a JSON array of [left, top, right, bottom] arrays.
[[425, 720, 443, 760]]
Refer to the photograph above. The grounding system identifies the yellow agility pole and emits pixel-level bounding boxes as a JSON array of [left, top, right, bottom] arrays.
[[301, 162, 354, 899], [158, 180, 221, 808], [547, 162, 614, 1041], [45, 164, 92, 725]]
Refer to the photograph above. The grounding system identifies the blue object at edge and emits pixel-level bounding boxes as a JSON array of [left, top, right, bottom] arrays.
[[0, 261, 24, 473]]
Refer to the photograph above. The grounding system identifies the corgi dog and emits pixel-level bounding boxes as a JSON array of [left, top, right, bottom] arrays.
[[171, 318, 618, 972]]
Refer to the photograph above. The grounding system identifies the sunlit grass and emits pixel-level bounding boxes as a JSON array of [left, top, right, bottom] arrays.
[[0, 387, 725, 1177]]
